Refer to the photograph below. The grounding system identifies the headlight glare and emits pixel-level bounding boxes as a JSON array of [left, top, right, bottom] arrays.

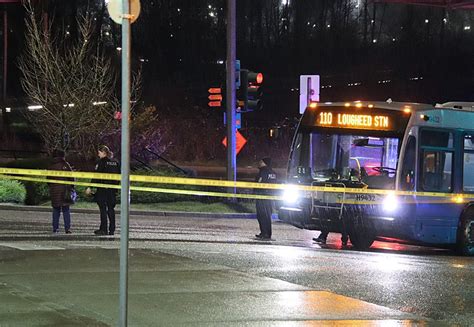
[[382, 192, 399, 213], [282, 185, 300, 205]]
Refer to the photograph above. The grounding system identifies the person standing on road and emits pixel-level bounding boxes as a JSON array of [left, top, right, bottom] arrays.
[[254, 157, 277, 241], [47, 149, 75, 234], [86, 145, 120, 236], [313, 225, 349, 247]]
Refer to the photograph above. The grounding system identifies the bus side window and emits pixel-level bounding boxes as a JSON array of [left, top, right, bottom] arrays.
[[463, 134, 474, 192], [421, 151, 453, 192], [420, 130, 454, 148], [401, 135, 416, 190]]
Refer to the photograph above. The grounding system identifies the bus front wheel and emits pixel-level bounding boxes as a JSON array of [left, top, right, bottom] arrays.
[[458, 210, 474, 256]]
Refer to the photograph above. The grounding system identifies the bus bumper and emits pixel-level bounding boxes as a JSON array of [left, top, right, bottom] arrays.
[[278, 206, 309, 229]]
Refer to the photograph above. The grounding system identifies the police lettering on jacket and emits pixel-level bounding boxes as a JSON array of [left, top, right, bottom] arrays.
[[95, 158, 120, 174], [256, 166, 277, 183], [255, 166, 277, 195], [92, 158, 121, 189]]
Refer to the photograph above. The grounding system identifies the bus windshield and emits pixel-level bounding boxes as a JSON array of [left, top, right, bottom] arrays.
[[289, 131, 400, 189]]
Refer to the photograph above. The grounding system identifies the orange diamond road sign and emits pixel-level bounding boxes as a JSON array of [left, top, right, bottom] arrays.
[[222, 130, 247, 155]]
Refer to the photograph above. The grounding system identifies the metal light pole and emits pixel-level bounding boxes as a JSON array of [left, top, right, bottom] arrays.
[[119, 0, 131, 325], [107, 0, 140, 324], [226, 0, 237, 192]]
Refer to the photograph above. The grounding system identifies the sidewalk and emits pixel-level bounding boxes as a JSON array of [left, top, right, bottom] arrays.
[[0, 203, 258, 219]]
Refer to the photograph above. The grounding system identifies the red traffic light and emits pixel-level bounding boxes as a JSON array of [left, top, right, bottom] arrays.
[[208, 87, 223, 108], [208, 94, 223, 101], [247, 72, 263, 85], [208, 101, 222, 107]]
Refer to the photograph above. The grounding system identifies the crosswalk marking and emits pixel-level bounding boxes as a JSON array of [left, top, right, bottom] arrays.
[[0, 242, 65, 251]]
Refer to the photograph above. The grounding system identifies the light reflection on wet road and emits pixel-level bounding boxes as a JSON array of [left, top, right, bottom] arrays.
[[0, 209, 472, 325]]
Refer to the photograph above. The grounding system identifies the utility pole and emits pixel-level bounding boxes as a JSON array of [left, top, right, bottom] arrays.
[[226, 0, 236, 194]]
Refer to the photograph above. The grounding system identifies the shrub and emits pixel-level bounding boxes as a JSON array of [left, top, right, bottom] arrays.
[[23, 181, 50, 205], [74, 184, 96, 203], [0, 178, 26, 203], [3, 158, 52, 205]]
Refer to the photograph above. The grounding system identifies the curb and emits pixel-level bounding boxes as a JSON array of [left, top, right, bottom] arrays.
[[0, 204, 257, 219]]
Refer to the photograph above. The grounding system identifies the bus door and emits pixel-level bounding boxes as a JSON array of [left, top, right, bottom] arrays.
[[415, 129, 459, 243]]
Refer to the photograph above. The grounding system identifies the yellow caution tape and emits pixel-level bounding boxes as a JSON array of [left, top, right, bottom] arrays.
[[0, 174, 279, 201], [0, 167, 473, 203]]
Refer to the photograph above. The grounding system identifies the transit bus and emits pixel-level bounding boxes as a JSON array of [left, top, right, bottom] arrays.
[[278, 101, 474, 255]]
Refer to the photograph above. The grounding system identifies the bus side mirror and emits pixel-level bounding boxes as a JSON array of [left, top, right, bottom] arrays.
[[269, 128, 280, 140]]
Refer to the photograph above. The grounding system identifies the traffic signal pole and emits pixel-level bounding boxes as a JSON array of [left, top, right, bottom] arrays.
[[226, 0, 237, 193], [2, 10, 7, 102]]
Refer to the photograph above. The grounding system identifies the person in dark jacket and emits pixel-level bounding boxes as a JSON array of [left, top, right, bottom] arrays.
[[48, 149, 74, 234], [255, 157, 277, 240], [86, 145, 120, 236]]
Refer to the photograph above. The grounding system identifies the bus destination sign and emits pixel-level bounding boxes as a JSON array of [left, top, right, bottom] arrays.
[[316, 111, 391, 131]]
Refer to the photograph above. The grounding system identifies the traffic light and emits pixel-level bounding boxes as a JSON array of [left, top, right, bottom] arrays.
[[239, 69, 263, 112]]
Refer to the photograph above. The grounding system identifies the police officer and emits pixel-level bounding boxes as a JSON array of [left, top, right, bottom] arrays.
[[86, 145, 120, 236], [255, 157, 277, 240]]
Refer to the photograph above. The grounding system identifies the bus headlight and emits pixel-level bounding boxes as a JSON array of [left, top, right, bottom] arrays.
[[382, 192, 399, 213], [282, 185, 301, 205]]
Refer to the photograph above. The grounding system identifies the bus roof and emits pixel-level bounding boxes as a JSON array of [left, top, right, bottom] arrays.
[[311, 101, 474, 113], [435, 102, 474, 112], [311, 101, 434, 112]]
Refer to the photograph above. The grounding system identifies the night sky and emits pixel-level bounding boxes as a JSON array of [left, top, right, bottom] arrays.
[[1, 0, 474, 122]]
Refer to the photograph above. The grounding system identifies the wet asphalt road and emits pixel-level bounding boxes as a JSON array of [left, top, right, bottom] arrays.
[[0, 209, 473, 326]]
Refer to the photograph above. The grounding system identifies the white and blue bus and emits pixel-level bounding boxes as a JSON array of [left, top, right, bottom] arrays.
[[278, 101, 474, 255]]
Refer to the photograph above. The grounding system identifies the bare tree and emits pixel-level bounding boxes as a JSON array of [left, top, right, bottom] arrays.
[[18, 0, 138, 158]]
